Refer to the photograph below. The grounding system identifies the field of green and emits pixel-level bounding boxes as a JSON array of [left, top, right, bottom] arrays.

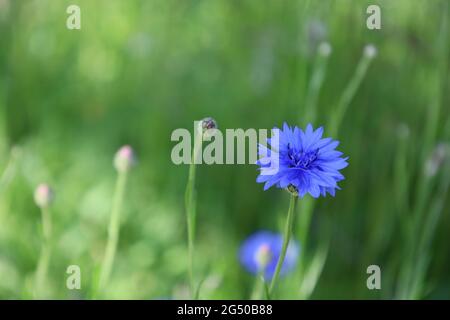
[[0, 0, 449, 299]]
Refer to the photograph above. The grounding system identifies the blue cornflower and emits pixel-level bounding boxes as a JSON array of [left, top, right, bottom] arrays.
[[256, 123, 348, 197], [239, 231, 299, 279]]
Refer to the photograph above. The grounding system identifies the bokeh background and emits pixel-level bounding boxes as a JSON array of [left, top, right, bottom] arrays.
[[0, 0, 449, 299]]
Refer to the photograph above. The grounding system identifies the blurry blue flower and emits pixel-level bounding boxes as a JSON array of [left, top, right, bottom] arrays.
[[256, 123, 348, 197], [239, 231, 299, 279]]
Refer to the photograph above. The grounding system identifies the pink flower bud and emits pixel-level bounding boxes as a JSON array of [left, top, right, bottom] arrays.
[[34, 184, 54, 208], [114, 145, 136, 173], [256, 244, 272, 269]]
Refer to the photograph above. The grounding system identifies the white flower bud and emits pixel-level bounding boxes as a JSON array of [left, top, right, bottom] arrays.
[[424, 143, 448, 177], [364, 44, 377, 59], [34, 184, 54, 208], [318, 42, 332, 57]]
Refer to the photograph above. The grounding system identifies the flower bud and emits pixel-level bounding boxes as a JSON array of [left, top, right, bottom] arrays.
[[364, 44, 377, 59], [424, 143, 448, 177], [318, 41, 332, 57], [256, 244, 272, 270], [198, 117, 218, 139], [114, 145, 136, 173], [34, 183, 54, 208], [201, 117, 217, 131]]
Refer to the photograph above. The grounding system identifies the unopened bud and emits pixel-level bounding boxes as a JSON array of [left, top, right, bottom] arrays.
[[114, 145, 136, 173], [318, 42, 332, 57], [256, 244, 272, 269], [424, 143, 448, 177], [364, 44, 377, 59], [199, 117, 218, 138], [34, 184, 54, 208]]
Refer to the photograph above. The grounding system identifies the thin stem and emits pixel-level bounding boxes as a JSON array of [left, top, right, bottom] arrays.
[[411, 162, 450, 298], [184, 129, 202, 299], [250, 266, 268, 300], [186, 162, 196, 298], [329, 51, 374, 137], [302, 46, 330, 125], [0, 146, 20, 193], [98, 170, 128, 294], [35, 206, 52, 298], [250, 273, 263, 300], [269, 194, 297, 295], [420, 3, 448, 162], [397, 7, 449, 299]]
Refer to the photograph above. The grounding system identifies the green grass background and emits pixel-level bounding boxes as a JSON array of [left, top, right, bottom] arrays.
[[0, 0, 449, 299]]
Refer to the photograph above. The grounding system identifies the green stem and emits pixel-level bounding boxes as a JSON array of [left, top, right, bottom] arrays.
[[398, 7, 448, 299], [98, 170, 128, 294], [250, 264, 270, 300], [35, 206, 52, 298], [186, 163, 196, 298], [303, 45, 330, 125], [269, 194, 297, 296], [250, 270, 264, 300], [0, 146, 20, 193], [410, 163, 450, 298], [185, 128, 202, 299], [420, 4, 448, 162], [329, 50, 374, 137]]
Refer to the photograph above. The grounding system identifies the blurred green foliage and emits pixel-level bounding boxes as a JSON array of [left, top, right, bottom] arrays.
[[0, 0, 449, 299]]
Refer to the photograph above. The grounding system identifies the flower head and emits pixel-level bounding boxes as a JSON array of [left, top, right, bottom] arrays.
[[34, 183, 54, 208], [256, 123, 348, 198], [114, 145, 136, 173], [239, 231, 299, 279]]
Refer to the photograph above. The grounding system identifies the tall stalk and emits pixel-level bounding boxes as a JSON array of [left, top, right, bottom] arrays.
[[35, 206, 52, 298], [97, 145, 135, 296], [397, 6, 448, 298], [98, 170, 128, 293], [184, 125, 203, 299], [302, 42, 331, 125], [33, 183, 54, 299], [329, 45, 376, 137], [269, 194, 297, 295]]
